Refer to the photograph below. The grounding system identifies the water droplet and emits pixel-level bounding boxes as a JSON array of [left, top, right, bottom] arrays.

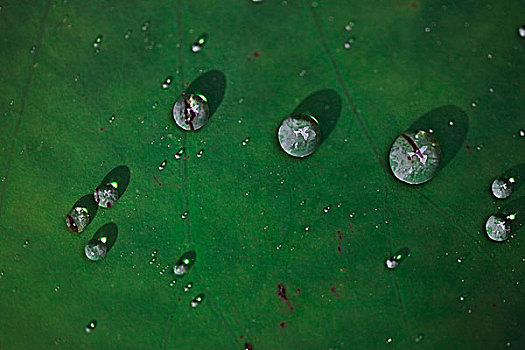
[[169, 279, 177, 287], [181, 211, 188, 219], [485, 215, 511, 242], [23, 239, 29, 247], [158, 159, 167, 171], [124, 29, 132, 39], [242, 137, 250, 146], [252, 0, 264, 2], [459, 296, 465, 301], [162, 76, 172, 89], [85, 240, 107, 261], [304, 226, 310, 231], [489, 87, 494, 93], [471, 102, 477, 108], [448, 120, 454, 126], [174, 147, 185, 159], [184, 282, 193, 292], [173, 250, 196, 275], [54, 285, 60, 292], [191, 293, 205, 307], [457, 257, 462, 263], [389, 131, 442, 184], [244, 342, 254, 350], [93, 35, 102, 48], [149, 257, 157, 264], [415, 334, 424, 343], [196, 149, 204, 158], [173, 94, 209, 131], [0, 271, 4, 278], [141, 20, 150, 31], [518, 25, 525, 38], [487, 53, 493, 59], [278, 114, 321, 157], [386, 337, 393, 344], [385, 248, 410, 269], [66, 206, 90, 233], [323, 205, 331, 213], [85, 320, 97, 333], [491, 177, 514, 199], [29, 45, 36, 54], [191, 33, 207, 53], [424, 27, 431, 32], [152, 250, 158, 256], [519, 130, 525, 137], [94, 183, 119, 208]]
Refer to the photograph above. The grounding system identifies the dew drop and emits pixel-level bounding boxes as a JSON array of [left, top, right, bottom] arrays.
[[94, 183, 119, 208], [173, 94, 209, 131], [169, 279, 177, 287], [457, 258, 462, 263], [85, 320, 97, 333], [459, 296, 465, 301], [184, 282, 193, 292], [278, 114, 321, 157], [173, 250, 196, 275], [489, 87, 494, 93], [191, 293, 205, 307], [93, 35, 102, 48], [304, 226, 310, 231], [158, 159, 167, 171], [109, 115, 115, 123], [323, 205, 331, 213], [0, 271, 4, 278], [491, 177, 514, 199], [174, 147, 185, 159], [149, 257, 156, 264], [518, 25, 525, 38], [191, 34, 207, 53], [485, 214, 511, 242], [141, 20, 150, 31], [386, 337, 393, 344], [152, 250, 158, 256], [196, 149, 204, 158], [471, 102, 477, 108], [162, 76, 172, 89]]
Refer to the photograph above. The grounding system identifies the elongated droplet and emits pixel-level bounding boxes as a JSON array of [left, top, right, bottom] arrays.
[[94, 183, 119, 208], [242, 137, 250, 146], [184, 282, 193, 292], [278, 114, 321, 157], [389, 130, 441, 184], [191, 34, 207, 53], [85, 320, 97, 333], [93, 35, 102, 48], [173, 250, 196, 275], [174, 147, 185, 159], [173, 94, 209, 131], [191, 293, 205, 307], [385, 248, 410, 269], [196, 149, 204, 158], [491, 177, 515, 199], [181, 211, 188, 219], [158, 160, 167, 171], [162, 76, 172, 89], [66, 206, 90, 233], [485, 214, 511, 242]]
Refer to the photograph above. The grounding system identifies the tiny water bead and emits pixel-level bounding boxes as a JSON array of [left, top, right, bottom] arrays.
[[181, 211, 188, 219], [66, 206, 90, 233], [29, 45, 36, 54], [415, 334, 424, 343], [158, 159, 167, 171], [162, 76, 172, 89], [518, 25, 525, 38], [191, 293, 205, 307], [174, 147, 185, 159], [196, 149, 204, 158], [141, 20, 150, 31], [191, 34, 207, 53], [173, 250, 196, 275], [184, 282, 193, 292], [242, 137, 250, 146], [278, 114, 321, 158], [94, 183, 119, 208], [124, 29, 132, 39], [323, 205, 331, 213], [23, 239, 29, 247], [169, 279, 177, 287], [173, 94, 210, 131], [519, 130, 525, 137], [485, 215, 512, 242], [85, 240, 107, 261], [92, 35, 102, 48], [85, 320, 97, 333], [491, 177, 515, 199], [389, 130, 441, 185]]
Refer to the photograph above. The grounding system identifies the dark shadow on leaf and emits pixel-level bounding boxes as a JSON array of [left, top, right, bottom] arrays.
[[90, 222, 118, 252], [186, 70, 226, 118], [292, 89, 342, 145], [498, 196, 525, 233], [409, 105, 469, 169], [497, 163, 525, 194], [100, 165, 130, 198]]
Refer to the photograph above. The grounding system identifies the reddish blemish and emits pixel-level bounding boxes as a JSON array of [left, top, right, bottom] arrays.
[[239, 335, 243, 339], [244, 342, 253, 350], [466, 145, 472, 154], [410, 2, 419, 9], [247, 56, 251, 61], [277, 284, 294, 311], [349, 224, 354, 233], [492, 303, 496, 307], [152, 174, 162, 186], [185, 81, 190, 86], [337, 230, 343, 241], [183, 155, 190, 160], [280, 322, 285, 328], [254, 51, 260, 57], [100, 127, 104, 131], [177, 297, 181, 302], [296, 288, 301, 293], [339, 268, 344, 272], [330, 285, 341, 297], [337, 246, 342, 253]]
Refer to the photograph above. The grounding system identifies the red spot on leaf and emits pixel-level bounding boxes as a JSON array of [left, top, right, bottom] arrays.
[[330, 285, 341, 297], [152, 174, 162, 186], [244, 342, 253, 350], [254, 51, 260, 57], [280, 322, 285, 328], [349, 224, 354, 233], [100, 127, 104, 131], [466, 145, 472, 154], [296, 288, 301, 293]]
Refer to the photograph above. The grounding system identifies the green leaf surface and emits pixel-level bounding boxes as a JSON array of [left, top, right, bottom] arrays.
[[1, 0, 525, 349]]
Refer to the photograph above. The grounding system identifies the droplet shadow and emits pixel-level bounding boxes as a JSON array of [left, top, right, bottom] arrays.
[[292, 89, 342, 145], [409, 105, 468, 169], [498, 196, 525, 233], [100, 165, 131, 199], [90, 222, 118, 252], [185, 70, 226, 119]]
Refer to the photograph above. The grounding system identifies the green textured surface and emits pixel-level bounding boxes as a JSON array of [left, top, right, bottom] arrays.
[[1, 0, 525, 349]]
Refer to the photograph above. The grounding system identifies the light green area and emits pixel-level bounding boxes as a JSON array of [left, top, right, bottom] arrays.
[[1, 0, 525, 349]]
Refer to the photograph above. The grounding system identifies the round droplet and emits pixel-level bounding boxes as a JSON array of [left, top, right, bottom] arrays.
[[29, 45, 36, 54], [173, 94, 210, 131], [181, 211, 188, 219], [519, 130, 525, 137], [158, 159, 167, 171], [66, 206, 90, 233], [85, 320, 97, 333], [278, 114, 321, 158], [174, 147, 185, 159], [518, 25, 525, 38], [173, 250, 196, 275], [242, 137, 250, 146], [389, 131, 442, 185], [124, 29, 132, 39], [94, 183, 119, 208], [323, 205, 331, 213], [191, 293, 205, 307], [491, 178, 514, 199], [485, 215, 511, 242], [84, 241, 107, 261]]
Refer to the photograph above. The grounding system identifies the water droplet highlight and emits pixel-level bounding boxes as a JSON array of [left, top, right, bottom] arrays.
[[191, 293, 205, 307], [141, 20, 150, 31], [389, 131, 442, 184], [85, 240, 107, 261], [173, 250, 196, 275], [518, 25, 525, 38], [242, 137, 250, 146], [196, 149, 204, 158], [173, 94, 210, 131], [323, 205, 331, 213], [124, 29, 132, 39], [23, 239, 29, 247], [278, 114, 321, 158], [92, 35, 102, 49], [184, 282, 193, 292], [181, 211, 188, 219]]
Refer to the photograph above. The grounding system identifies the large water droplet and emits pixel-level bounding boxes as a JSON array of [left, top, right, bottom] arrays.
[[173, 250, 196, 275], [94, 183, 119, 208], [191, 293, 205, 307], [491, 178, 514, 199], [191, 34, 207, 53], [66, 206, 90, 233], [485, 215, 511, 242], [278, 114, 321, 157], [385, 248, 410, 269], [173, 94, 210, 131], [84, 241, 107, 261], [389, 131, 441, 184], [162, 76, 172, 89], [85, 320, 97, 333]]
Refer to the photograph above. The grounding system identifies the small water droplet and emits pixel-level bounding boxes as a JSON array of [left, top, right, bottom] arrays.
[[457, 258, 463, 263], [85, 320, 97, 333], [519, 130, 525, 137], [349, 212, 355, 218], [491, 177, 514, 199], [337, 201, 343, 208], [276, 244, 282, 250], [191, 33, 207, 53], [109, 115, 115, 124], [424, 27, 431, 32], [23, 239, 29, 247], [485, 215, 512, 242], [304, 226, 310, 231], [184, 282, 193, 292], [162, 76, 172, 89], [124, 29, 132, 39], [323, 205, 331, 213], [518, 25, 525, 38], [158, 159, 167, 171], [448, 120, 454, 126], [54, 285, 60, 292], [29, 45, 36, 54], [242, 137, 250, 146], [489, 87, 494, 93], [196, 149, 204, 158], [174, 147, 185, 159], [149, 257, 157, 264], [93, 35, 103, 49], [245, 190, 251, 196], [169, 279, 177, 287], [0, 271, 4, 278], [152, 250, 158, 256], [181, 211, 188, 219], [386, 337, 393, 344], [141, 20, 150, 31], [459, 296, 465, 301], [173, 250, 196, 275], [415, 334, 424, 343], [487, 53, 493, 59], [471, 102, 477, 108], [191, 293, 205, 307]]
